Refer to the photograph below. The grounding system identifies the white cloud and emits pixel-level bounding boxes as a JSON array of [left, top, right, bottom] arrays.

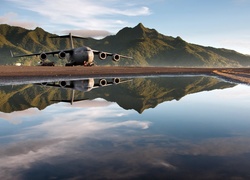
[[8, 0, 151, 34], [61, 29, 112, 38], [0, 12, 37, 29]]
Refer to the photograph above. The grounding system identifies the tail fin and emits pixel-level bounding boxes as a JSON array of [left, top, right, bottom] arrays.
[[71, 89, 75, 105], [50, 33, 87, 49], [10, 50, 14, 58]]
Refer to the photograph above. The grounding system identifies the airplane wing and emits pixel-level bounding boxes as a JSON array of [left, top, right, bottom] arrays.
[[10, 49, 73, 58], [92, 50, 133, 60], [92, 79, 132, 89], [34, 82, 73, 89], [92, 82, 114, 89], [35, 79, 132, 92], [51, 98, 89, 103]]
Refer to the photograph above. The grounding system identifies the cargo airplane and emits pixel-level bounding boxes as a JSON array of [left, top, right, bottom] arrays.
[[10, 33, 133, 66], [39, 77, 131, 104], [41, 77, 125, 91]]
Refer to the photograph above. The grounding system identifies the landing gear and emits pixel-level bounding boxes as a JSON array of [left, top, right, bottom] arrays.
[[65, 62, 74, 66], [83, 61, 94, 67], [39, 61, 55, 66], [65, 61, 94, 66]]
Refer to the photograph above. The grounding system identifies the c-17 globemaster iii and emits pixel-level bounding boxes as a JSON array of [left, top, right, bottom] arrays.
[[38, 77, 132, 104], [10, 33, 133, 66]]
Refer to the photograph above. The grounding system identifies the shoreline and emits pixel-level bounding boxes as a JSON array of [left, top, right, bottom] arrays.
[[0, 66, 249, 84]]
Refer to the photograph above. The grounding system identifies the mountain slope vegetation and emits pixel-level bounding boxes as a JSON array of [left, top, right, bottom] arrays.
[[0, 23, 249, 67]]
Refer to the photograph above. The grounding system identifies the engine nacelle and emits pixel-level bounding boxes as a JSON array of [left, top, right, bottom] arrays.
[[58, 51, 66, 59], [112, 54, 120, 62], [113, 78, 120, 84], [60, 81, 67, 88], [99, 79, 107, 86], [40, 82, 48, 86], [99, 52, 107, 60], [39, 53, 47, 61]]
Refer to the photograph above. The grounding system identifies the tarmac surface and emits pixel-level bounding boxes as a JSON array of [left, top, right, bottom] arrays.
[[0, 66, 249, 84]]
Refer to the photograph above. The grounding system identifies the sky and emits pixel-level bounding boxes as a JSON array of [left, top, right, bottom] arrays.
[[1, 0, 250, 54]]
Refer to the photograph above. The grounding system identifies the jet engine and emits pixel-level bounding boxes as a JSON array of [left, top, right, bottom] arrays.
[[99, 52, 107, 60], [40, 82, 48, 86], [112, 54, 120, 62], [99, 79, 107, 86], [58, 51, 66, 59], [39, 53, 47, 61], [60, 81, 67, 88], [113, 78, 120, 84]]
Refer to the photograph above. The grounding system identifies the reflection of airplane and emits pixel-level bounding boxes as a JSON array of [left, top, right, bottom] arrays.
[[38, 78, 131, 104], [41, 77, 126, 92], [10, 33, 133, 66]]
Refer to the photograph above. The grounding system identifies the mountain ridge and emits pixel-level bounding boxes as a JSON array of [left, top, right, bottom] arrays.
[[0, 23, 249, 67], [0, 76, 235, 113]]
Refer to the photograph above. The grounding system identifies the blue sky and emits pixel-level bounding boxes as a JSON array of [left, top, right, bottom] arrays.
[[1, 0, 250, 54]]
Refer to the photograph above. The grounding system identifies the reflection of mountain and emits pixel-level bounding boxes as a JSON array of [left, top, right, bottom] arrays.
[[85, 76, 235, 113], [0, 84, 74, 113], [0, 76, 234, 113]]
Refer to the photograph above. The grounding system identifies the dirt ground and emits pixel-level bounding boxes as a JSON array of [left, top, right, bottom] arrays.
[[0, 66, 249, 84]]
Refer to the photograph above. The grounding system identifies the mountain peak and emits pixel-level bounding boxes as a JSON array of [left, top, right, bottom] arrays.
[[134, 23, 146, 30], [34, 27, 46, 33], [115, 23, 157, 41], [132, 23, 147, 38]]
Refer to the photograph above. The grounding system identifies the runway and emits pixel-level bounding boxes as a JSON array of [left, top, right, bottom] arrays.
[[0, 66, 249, 84]]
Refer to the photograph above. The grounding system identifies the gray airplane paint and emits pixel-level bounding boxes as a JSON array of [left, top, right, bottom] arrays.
[[11, 33, 132, 66]]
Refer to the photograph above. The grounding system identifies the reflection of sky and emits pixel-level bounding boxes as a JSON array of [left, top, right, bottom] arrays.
[[140, 84, 250, 138], [0, 85, 250, 179]]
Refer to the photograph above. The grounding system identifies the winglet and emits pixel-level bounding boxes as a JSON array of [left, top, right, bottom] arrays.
[[10, 50, 14, 58]]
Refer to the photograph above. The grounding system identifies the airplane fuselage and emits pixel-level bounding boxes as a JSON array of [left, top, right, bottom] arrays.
[[67, 47, 94, 66], [73, 78, 95, 91]]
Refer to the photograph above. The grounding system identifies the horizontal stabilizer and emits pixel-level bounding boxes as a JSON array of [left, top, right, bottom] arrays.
[[50, 33, 86, 49], [50, 34, 87, 40]]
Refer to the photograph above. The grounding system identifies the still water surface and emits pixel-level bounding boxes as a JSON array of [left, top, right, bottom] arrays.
[[0, 76, 249, 179]]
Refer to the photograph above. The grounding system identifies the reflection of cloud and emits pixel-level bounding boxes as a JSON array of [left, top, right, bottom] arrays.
[[26, 111, 151, 139], [0, 139, 66, 180], [154, 160, 177, 170], [2, 87, 250, 179], [186, 137, 250, 156], [117, 120, 151, 129], [0, 101, 151, 179], [65, 99, 113, 108], [0, 108, 40, 124], [182, 85, 250, 108]]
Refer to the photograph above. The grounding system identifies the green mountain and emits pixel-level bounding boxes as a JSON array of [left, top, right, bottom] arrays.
[[0, 76, 234, 113], [0, 23, 250, 66]]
